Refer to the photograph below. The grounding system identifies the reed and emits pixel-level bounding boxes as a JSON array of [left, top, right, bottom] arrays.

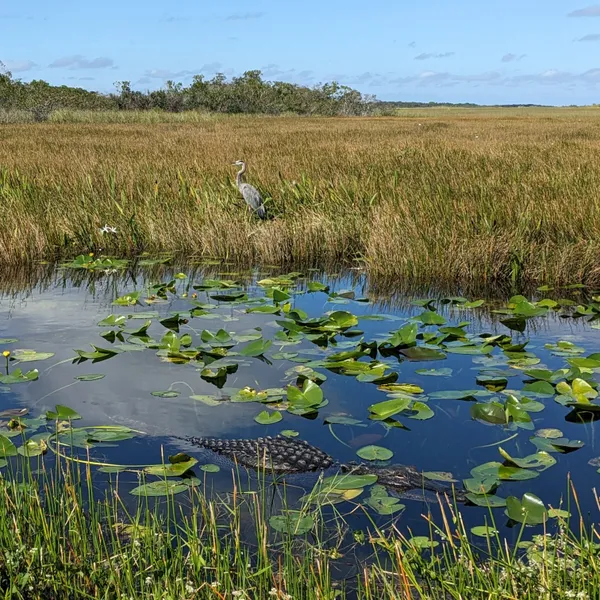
[[0, 449, 597, 600]]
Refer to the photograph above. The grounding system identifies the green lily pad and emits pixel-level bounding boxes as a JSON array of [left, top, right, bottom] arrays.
[[415, 368, 452, 377], [400, 347, 446, 361], [130, 480, 189, 497], [0, 435, 17, 458], [269, 511, 315, 535], [151, 390, 180, 398], [505, 493, 548, 525], [413, 311, 446, 326], [200, 464, 220, 473], [0, 369, 39, 384], [46, 405, 81, 421], [465, 493, 507, 507], [321, 473, 378, 490], [324, 416, 365, 426], [240, 338, 272, 357], [522, 381, 555, 396], [368, 398, 411, 420], [254, 410, 283, 425], [75, 374, 106, 381], [408, 401, 434, 420], [407, 536, 439, 550], [471, 525, 499, 538], [365, 484, 405, 515], [356, 445, 393, 461], [145, 457, 198, 477], [10, 350, 55, 362], [280, 430, 299, 438]]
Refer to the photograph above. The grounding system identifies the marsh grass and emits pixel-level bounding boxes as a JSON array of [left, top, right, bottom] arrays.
[[1, 109, 600, 285], [1, 444, 599, 599]]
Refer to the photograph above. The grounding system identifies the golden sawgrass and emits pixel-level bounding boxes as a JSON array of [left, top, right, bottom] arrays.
[[1, 108, 600, 285]]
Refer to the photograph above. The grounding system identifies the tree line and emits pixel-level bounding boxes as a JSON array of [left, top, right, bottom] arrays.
[[0, 67, 378, 119]]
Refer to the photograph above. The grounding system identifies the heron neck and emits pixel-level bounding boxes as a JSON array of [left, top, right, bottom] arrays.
[[236, 164, 246, 186]]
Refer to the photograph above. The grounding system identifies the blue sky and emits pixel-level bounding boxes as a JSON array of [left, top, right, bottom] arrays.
[[3, 1, 600, 105]]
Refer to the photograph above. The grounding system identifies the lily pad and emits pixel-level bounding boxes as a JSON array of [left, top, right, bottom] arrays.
[[415, 368, 452, 377], [280, 430, 299, 438], [269, 511, 315, 535], [0, 369, 39, 384], [46, 405, 81, 421], [75, 374, 106, 382], [254, 410, 283, 425], [368, 398, 411, 420], [400, 347, 446, 361], [365, 484, 405, 515], [130, 480, 189, 497], [356, 445, 393, 461], [200, 464, 220, 473], [151, 390, 180, 398], [10, 350, 55, 362], [407, 536, 439, 550], [505, 493, 548, 525], [471, 525, 499, 538]]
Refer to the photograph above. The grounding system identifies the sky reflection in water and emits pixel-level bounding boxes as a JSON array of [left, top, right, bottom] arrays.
[[0, 264, 598, 540]]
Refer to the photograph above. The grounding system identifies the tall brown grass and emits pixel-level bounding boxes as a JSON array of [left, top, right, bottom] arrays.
[[1, 108, 600, 286]]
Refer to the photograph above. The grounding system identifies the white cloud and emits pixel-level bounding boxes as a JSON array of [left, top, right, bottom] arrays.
[[415, 52, 455, 60], [501, 53, 526, 62], [49, 55, 114, 69], [568, 5, 600, 17], [577, 33, 600, 41], [3, 59, 36, 73], [226, 12, 264, 21], [388, 68, 600, 89]]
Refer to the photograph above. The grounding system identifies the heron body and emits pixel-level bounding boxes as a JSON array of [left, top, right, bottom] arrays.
[[233, 160, 266, 220]]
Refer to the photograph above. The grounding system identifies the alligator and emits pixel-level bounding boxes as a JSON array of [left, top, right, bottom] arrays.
[[177, 435, 465, 500]]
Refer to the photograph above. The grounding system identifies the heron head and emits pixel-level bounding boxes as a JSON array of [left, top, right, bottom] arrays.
[[232, 160, 245, 166]]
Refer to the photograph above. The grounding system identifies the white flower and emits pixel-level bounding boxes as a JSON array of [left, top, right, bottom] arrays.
[[210, 582, 220, 589], [185, 582, 195, 594], [232, 592, 245, 598], [145, 577, 152, 586], [100, 224, 117, 234]]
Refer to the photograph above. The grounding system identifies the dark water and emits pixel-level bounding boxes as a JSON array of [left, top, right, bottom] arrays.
[[0, 263, 599, 546]]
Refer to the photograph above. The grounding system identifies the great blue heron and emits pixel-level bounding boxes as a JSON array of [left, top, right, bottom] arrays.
[[232, 160, 266, 220]]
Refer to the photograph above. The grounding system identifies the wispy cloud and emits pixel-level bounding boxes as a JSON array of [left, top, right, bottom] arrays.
[[143, 68, 195, 79], [568, 5, 600, 17], [142, 63, 223, 81], [226, 12, 264, 21], [576, 33, 600, 40], [390, 68, 600, 89], [408, 41, 416, 48], [501, 53, 526, 62], [3, 59, 37, 73], [49, 55, 114, 69], [414, 52, 455, 60]]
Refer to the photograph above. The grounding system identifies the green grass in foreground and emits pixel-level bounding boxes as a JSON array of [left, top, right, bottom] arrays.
[[0, 447, 598, 600], [1, 110, 600, 285]]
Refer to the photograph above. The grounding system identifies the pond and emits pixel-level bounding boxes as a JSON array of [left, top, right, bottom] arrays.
[[0, 259, 599, 544]]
